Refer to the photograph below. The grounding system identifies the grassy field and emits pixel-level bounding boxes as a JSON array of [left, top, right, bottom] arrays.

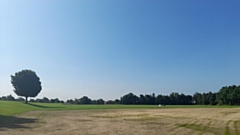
[[0, 100, 157, 116], [0, 100, 238, 116], [1, 101, 240, 135]]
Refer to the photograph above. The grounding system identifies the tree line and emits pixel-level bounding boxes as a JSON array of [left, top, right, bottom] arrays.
[[0, 95, 64, 103], [1, 85, 240, 105], [120, 85, 240, 105], [8, 69, 240, 105]]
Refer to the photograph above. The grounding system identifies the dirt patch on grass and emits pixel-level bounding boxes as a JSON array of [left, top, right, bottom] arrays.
[[1, 108, 240, 135]]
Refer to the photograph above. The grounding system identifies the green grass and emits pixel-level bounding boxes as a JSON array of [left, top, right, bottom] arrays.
[[1, 101, 240, 134], [234, 120, 239, 135], [0, 101, 158, 116], [0, 100, 239, 116], [0, 101, 37, 116], [178, 123, 204, 131], [164, 105, 239, 108], [225, 120, 232, 135], [177, 122, 219, 135], [92, 113, 149, 119]]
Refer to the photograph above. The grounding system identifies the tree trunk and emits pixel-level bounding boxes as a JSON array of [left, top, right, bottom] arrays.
[[25, 96, 28, 104]]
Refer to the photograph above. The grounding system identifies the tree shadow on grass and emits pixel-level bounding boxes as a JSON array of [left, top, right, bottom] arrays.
[[28, 103, 65, 109], [0, 115, 37, 131]]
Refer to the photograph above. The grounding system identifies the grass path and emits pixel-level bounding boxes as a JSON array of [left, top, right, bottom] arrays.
[[234, 120, 239, 135], [225, 120, 232, 135], [199, 119, 212, 135]]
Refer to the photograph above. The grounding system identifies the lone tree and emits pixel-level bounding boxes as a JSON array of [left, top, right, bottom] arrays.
[[11, 69, 42, 104]]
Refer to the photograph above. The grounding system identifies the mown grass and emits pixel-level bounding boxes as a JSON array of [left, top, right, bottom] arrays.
[[0, 101, 159, 116], [92, 113, 149, 119], [1, 101, 240, 134], [178, 123, 204, 131], [0, 101, 37, 116], [225, 120, 232, 135], [234, 120, 239, 135], [177, 123, 219, 135], [0, 100, 239, 116]]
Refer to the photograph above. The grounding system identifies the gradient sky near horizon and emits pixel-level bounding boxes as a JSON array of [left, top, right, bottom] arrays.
[[1, 0, 240, 101]]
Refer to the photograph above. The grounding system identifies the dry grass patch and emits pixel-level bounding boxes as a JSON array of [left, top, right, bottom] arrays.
[[1, 108, 240, 135]]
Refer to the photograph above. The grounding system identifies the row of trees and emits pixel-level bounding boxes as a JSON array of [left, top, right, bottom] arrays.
[[192, 85, 240, 105], [2, 85, 240, 105], [120, 85, 240, 105], [29, 97, 64, 103], [0, 95, 25, 102], [217, 85, 240, 105], [0, 95, 64, 103], [66, 96, 105, 104], [8, 69, 240, 105], [193, 92, 217, 105], [0, 93, 195, 105], [120, 92, 193, 105], [0, 95, 111, 104]]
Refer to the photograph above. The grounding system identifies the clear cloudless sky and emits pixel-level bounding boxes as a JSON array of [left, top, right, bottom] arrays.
[[1, 0, 240, 101]]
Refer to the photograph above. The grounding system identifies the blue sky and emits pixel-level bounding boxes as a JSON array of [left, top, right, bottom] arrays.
[[1, 0, 240, 101]]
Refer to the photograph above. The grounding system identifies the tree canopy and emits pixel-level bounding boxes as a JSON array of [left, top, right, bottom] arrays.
[[11, 69, 42, 103]]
